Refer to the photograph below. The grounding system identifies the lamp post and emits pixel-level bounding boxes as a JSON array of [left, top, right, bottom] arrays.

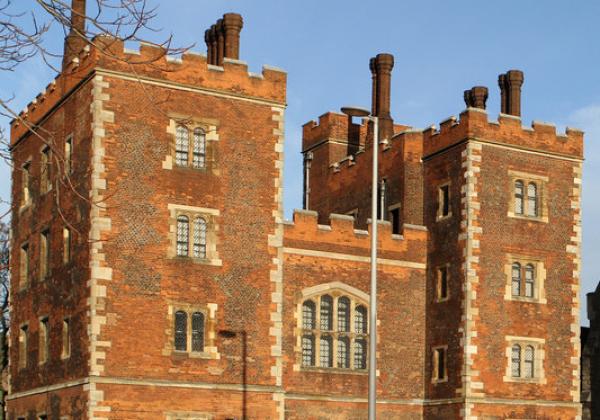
[[341, 106, 379, 420]]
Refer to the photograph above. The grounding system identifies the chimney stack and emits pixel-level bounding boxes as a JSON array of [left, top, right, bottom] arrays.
[[498, 70, 524, 117], [204, 13, 244, 66], [371, 53, 395, 141], [463, 86, 488, 110], [62, 0, 87, 70], [369, 57, 378, 116]]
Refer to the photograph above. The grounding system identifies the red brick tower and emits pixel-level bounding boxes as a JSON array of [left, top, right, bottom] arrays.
[[8, 5, 287, 419]]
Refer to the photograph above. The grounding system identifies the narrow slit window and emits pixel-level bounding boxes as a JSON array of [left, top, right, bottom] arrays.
[[176, 216, 189, 257], [21, 162, 31, 206], [439, 184, 450, 218], [40, 229, 50, 280], [390, 207, 401, 234], [62, 319, 71, 359], [193, 217, 207, 259], [174, 311, 187, 351], [19, 325, 28, 369], [434, 347, 447, 380], [39, 318, 49, 364], [63, 227, 71, 264], [65, 136, 73, 175], [191, 312, 205, 352], [438, 266, 449, 301], [20, 244, 29, 287], [41, 146, 52, 193], [175, 125, 189, 167]]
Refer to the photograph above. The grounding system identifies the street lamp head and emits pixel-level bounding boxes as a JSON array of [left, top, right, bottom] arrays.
[[340, 106, 371, 118]]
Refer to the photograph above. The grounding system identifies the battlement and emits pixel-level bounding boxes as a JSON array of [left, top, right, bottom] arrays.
[[11, 35, 286, 144], [283, 209, 427, 262], [422, 108, 583, 158]]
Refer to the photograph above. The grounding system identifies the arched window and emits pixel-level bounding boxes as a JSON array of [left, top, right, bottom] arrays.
[[320, 295, 333, 331], [511, 344, 521, 377], [511, 263, 521, 297], [337, 297, 350, 332], [176, 215, 189, 256], [514, 180, 524, 215], [191, 312, 205, 352], [355, 305, 367, 334], [175, 125, 189, 167], [193, 128, 206, 169], [320, 335, 332, 367], [302, 335, 315, 367], [338, 337, 350, 368], [174, 311, 187, 351], [302, 300, 315, 330], [524, 264, 535, 298], [193, 217, 207, 259], [354, 339, 367, 370], [527, 182, 538, 217], [524, 345, 535, 378]]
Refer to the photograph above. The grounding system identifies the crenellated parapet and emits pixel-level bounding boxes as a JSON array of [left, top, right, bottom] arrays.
[[11, 34, 286, 144], [422, 108, 583, 159], [283, 209, 427, 263]]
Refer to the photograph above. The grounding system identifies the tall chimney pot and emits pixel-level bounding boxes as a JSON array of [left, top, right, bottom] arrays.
[[223, 13, 243, 60], [62, 0, 87, 70], [506, 69, 524, 117]]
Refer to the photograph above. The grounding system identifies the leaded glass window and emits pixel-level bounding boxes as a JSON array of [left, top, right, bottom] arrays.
[[191, 312, 205, 352], [176, 215, 189, 256], [355, 305, 367, 334], [320, 335, 332, 367], [302, 335, 314, 367], [354, 339, 366, 369], [174, 311, 187, 351], [193, 217, 207, 258], [524, 345, 534, 378], [193, 128, 206, 169], [515, 180, 524, 215], [511, 263, 521, 297], [302, 300, 315, 330], [175, 125, 189, 167], [338, 337, 350, 368], [524, 264, 535, 298], [320, 295, 332, 331], [511, 344, 521, 377], [527, 182, 538, 217], [337, 297, 350, 332]]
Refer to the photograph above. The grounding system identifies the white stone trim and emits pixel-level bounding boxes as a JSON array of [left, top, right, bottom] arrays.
[[167, 204, 221, 265], [507, 170, 549, 223], [88, 74, 115, 419], [162, 302, 219, 359], [268, 106, 285, 420], [503, 336, 546, 384], [503, 254, 547, 304]]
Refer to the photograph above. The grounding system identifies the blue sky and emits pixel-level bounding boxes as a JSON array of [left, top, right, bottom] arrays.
[[1, 0, 599, 324]]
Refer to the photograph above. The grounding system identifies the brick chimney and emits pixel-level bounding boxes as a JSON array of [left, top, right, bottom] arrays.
[[498, 70, 524, 117], [506, 70, 524, 117], [369, 57, 378, 116], [223, 13, 243, 60], [205, 13, 243, 66], [372, 53, 395, 141], [62, 0, 87, 70], [463, 86, 488, 110]]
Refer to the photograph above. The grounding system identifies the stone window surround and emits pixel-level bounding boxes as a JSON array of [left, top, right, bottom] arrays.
[[507, 170, 549, 223], [503, 254, 547, 304], [39, 143, 53, 195], [61, 318, 71, 360], [64, 133, 73, 176], [503, 335, 546, 384], [162, 301, 219, 360], [387, 202, 402, 235], [436, 181, 452, 221], [167, 204, 222, 266], [435, 263, 450, 303], [39, 227, 50, 281], [162, 115, 220, 172], [294, 281, 369, 374], [432, 344, 448, 384], [19, 241, 29, 290]]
